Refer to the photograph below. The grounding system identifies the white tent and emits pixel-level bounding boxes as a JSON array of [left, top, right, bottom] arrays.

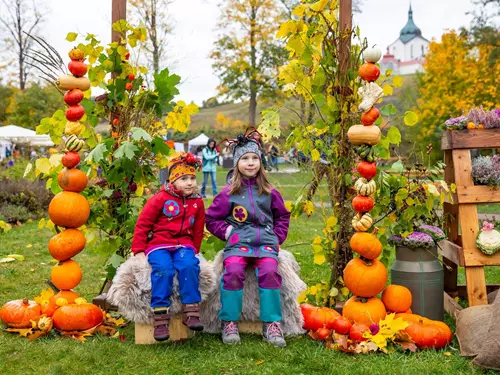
[[187, 133, 209, 149], [0, 125, 54, 146]]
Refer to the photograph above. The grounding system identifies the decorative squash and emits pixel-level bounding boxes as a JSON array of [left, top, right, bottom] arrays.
[[65, 135, 85, 152], [48, 191, 90, 228], [57, 168, 88, 193], [362, 47, 382, 63], [357, 161, 377, 179], [347, 125, 381, 146], [56, 75, 90, 91], [352, 195, 374, 213], [52, 302, 103, 331], [68, 48, 84, 61], [358, 62, 380, 82], [50, 259, 83, 290], [381, 285, 412, 313], [310, 327, 331, 341], [48, 229, 86, 261], [349, 323, 369, 341], [343, 258, 387, 297], [349, 232, 382, 259], [358, 82, 384, 112], [0, 298, 41, 328], [342, 296, 387, 326], [64, 121, 84, 136], [42, 290, 80, 317], [361, 107, 380, 125], [332, 316, 352, 335], [65, 105, 85, 122], [302, 305, 340, 331], [63, 89, 84, 106], [352, 213, 373, 232], [61, 151, 80, 169], [354, 178, 376, 196]]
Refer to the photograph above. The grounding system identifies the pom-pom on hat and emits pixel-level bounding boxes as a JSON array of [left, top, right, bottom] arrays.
[[167, 152, 201, 183], [223, 127, 262, 167]]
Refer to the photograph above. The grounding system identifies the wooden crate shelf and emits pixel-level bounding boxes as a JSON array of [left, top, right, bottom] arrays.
[[442, 130, 500, 311]]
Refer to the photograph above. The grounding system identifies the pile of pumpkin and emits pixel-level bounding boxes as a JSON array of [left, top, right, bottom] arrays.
[[0, 48, 103, 334]]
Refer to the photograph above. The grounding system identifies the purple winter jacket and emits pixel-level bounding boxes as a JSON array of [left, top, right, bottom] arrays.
[[205, 178, 290, 260]]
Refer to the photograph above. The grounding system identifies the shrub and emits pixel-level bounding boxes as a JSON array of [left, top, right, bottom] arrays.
[[0, 204, 35, 223], [0, 178, 53, 216]]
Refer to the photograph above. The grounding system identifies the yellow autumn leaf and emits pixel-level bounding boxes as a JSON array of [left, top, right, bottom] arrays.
[[7, 328, 33, 337], [311, 148, 320, 162], [310, 0, 329, 12], [34, 288, 55, 306], [35, 158, 51, 175], [313, 253, 326, 265], [326, 216, 338, 227], [303, 200, 316, 216], [297, 290, 308, 303], [7, 254, 25, 261], [309, 285, 318, 295], [392, 76, 404, 88], [135, 184, 144, 197], [284, 200, 293, 212]]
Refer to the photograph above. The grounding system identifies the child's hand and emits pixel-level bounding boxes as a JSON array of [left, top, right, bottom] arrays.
[[135, 252, 146, 259], [225, 225, 234, 240]]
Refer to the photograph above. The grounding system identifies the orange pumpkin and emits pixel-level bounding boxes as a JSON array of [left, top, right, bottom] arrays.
[[48, 229, 86, 261], [394, 313, 428, 323], [332, 315, 352, 335], [50, 259, 83, 290], [42, 290, 80, 317], [342, 296, 387, 326], [405, 320, 450, 349], [0, 298, 41, 328], [48, 191, 90, 228], [310, 327, 331, 341], [57, 168, 88, 193], [349, 232, 382, 259], [349, 323, 369, 341], [361, 107, 380, 125], [352, 195, 374, 213], [381, 285, 412, 313], [358, 63, 380, 82], [52, 303, 103, 331], [344, 258, 387, 297], [302, 306, 340, 331]]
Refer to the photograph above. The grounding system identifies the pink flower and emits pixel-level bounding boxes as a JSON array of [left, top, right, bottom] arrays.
[[482, 221, 494, 231], [369, 324, 380, 335]]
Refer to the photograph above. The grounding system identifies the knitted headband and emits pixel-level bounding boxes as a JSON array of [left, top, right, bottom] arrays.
[[167, 152, 201, 183]]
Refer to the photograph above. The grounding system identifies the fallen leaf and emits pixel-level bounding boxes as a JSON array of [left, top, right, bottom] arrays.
[[255, 360, 265, 365], [119, 334, 126, 342], [444, 352, 451, 356], [395, 341, 418, 352], [0, 258, 16, 263], [26, 244, 33, 248], [7, 254, 25, 261], [6, 328, 33, 337]]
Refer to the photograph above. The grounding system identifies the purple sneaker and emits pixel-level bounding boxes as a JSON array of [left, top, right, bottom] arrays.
[[153, 309, 170, 341]]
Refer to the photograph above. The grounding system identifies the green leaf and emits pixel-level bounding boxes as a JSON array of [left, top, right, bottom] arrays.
[[387, 127, 401, 144], [114, 142, 139, 160], [404, 111, 419, 126], [391, 160, 404, 172], [66, 32, 78, 42], [381, 104, 397, 117], [86, 143, 109, 163], [131, 127, 153, 142]]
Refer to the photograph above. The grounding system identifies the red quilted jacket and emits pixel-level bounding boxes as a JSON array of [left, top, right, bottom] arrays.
[[131, 184, 205, 255]]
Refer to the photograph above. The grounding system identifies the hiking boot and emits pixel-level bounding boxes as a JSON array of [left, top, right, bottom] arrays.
[[221, 321, 241, 344], [153, 308, 170, 341], [182, 303, 204, 332], [262, 321, 286, 348]]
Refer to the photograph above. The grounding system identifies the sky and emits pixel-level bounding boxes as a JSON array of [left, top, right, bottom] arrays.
[[12, 0, 475, 105]]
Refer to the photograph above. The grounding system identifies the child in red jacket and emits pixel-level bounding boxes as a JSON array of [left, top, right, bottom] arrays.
[[131, 152, 205, 341]]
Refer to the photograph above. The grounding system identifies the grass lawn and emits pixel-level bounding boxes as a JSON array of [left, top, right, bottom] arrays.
[[1, 170, 498, 375]]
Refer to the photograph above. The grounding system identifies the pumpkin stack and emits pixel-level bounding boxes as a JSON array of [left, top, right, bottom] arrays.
[[46, 48, 102, 331], [343, 47, 388, 327]]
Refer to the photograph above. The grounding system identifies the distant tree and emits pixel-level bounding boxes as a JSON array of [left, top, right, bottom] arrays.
[[0, 82, 13, 124], [464, 0, 500, 63], [0, 0, 45, 90], [7, 83, 63, 129], [211, 0, 288, 127]]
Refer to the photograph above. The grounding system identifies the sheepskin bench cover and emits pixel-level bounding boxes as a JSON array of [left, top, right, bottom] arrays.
[[106, 249, 306, 337]]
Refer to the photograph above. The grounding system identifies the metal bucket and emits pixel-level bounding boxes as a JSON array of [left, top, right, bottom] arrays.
[[390, 245, 444, 321]]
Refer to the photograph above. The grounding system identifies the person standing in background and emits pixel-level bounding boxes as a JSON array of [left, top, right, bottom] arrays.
[[201, 138, 219, 198]]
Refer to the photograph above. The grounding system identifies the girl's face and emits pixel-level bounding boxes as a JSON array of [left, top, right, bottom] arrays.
[[208, 141, 215, 149], [237, 153, 261, 178], [172, 175, 197, 196]]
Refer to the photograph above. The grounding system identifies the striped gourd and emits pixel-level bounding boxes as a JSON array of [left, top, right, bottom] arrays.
[[65, 135, 84, 152]]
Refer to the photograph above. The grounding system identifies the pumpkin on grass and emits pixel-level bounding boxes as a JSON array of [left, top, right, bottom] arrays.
[[48, 229, 86, 261], [50, 259, 82, 290], [42, 290, 80, 317], [310, 327, 332, 341], [48, 191, 90, 228], [52, 302, 103, 331], [349, 232, 382, 259], [0, 299, 41, 328], [405, 319, 451, 349], [343, 257, 387, 297], [332, 316, 352, 335], [57, 168, 88, 193], [381, 285, 412, 313], [342, 296, 387, 326], [301, 304, 340, 331]]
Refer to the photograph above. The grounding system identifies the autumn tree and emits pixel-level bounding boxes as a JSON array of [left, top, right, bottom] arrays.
[[211, 0, 288, 127], [0, 0, 45, 90], [128, 0, 174, 79], [414, 31, 499, 160]]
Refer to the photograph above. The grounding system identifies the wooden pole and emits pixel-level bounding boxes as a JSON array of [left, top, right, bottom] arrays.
[[339, 0, 352, 86], [112, 0, 127, 43]]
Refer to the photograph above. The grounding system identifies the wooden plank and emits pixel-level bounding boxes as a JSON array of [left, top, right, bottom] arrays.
[[441, 128, 500, 150], [465, 266, 488, 306], [462, 247, 500, 266], [443, 292, 463, 319], [438, 240, 465, 266], [239, 321, 262, 334], [456, 185, 500, 204], [457, 284, 500, 299], [135, 315, 192, 345]]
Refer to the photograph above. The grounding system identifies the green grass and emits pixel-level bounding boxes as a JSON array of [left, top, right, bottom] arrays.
[[1, 171, 499, 374]]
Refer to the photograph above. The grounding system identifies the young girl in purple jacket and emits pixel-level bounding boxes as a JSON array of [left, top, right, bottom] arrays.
[[205, 129, 290, 347]]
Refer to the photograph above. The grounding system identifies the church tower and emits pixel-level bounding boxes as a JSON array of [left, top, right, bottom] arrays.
[[380, 3, 430, 75]]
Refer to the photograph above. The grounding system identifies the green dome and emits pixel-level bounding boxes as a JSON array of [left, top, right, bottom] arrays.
[[400, 5, 422, 43]]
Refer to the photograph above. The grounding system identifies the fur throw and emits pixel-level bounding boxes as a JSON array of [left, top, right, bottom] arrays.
[[106, 250, 306, 337], [106, 254, 217, 324]]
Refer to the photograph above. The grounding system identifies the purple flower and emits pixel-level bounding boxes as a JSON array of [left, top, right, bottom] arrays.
[[417, 224, 446, 241], [404, 231, 435, 249], [495, 108, 500, 117], [369, 324, 380, 335], [444, 116, 468, 129], [7, 160, 14, 166], [389, 235, 404, 246]]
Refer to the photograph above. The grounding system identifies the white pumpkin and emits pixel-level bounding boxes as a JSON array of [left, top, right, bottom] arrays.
[[354, 177, 376, 196], [363, 47, 382, 63], [352, 213, 373, 232]]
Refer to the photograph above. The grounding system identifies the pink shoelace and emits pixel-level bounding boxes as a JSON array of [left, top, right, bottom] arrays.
[[266, 322, 283, 338], [223, 321, 238, 335]]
